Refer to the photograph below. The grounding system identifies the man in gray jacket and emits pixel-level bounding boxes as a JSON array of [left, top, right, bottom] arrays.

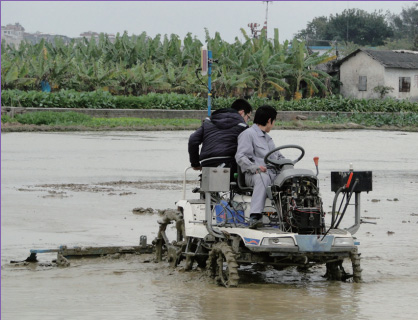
[[235, 105, 284, 229]]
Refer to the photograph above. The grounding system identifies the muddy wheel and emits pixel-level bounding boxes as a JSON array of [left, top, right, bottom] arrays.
[[207, 242, 239, 288], [184, 237, 208, 271], [185, 255, 206, 270], [350, 250, 362, 283], [195, 256, 207, 269], [325, 261, 344, 281]]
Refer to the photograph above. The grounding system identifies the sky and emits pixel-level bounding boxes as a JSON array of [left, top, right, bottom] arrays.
[[1, 1, 416, 43]]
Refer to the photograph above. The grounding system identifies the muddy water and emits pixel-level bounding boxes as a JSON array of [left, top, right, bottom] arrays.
[[2, 130, 418, 319]]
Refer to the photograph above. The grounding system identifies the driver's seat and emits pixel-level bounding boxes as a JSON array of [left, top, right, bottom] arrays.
[[236, 166, 253, 193]]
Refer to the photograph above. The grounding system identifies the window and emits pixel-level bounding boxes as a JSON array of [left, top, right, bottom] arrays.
[[358, 76, 367, 91], [399, 77, 411, 92]]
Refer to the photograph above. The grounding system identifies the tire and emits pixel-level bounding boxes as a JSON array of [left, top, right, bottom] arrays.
[[325, 261, 343, 281], [350, 250, 362, 283], [207, 242, 239, 288]]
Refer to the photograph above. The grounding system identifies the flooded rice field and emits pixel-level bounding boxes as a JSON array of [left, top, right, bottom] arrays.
[[2, 130, 418, 319]]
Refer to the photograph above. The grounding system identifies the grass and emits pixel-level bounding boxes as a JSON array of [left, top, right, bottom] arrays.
[[2, 111, 418, 132], [316, 112, 418, 128], [1, 112, 202, 130]]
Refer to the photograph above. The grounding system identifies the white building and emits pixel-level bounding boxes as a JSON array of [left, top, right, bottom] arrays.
[[338, 49, 418, 101], [1, 22, 25, 47]]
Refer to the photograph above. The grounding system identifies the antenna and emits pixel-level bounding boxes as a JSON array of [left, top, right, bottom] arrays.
[[247, 22, 260, 39]]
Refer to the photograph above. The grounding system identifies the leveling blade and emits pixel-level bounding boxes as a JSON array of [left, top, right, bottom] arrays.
[[11, 236, 154, 264]]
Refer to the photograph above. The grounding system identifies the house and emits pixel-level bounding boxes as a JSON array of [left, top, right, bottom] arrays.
[[338, 49, 418, 101], [1, 22, 25, 47], [79, 31, 116, 43], [24, 31, 72, 45]]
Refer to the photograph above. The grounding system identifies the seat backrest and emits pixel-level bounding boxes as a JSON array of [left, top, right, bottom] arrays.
[[236, 165, 253, 193]]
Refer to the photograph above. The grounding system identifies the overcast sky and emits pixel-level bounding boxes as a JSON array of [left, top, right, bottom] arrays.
[[1, 1, 416, 43]]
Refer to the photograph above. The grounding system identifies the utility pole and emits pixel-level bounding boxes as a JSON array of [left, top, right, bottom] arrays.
[[346, 1, 349, 43], [263, 1, 272, 37]]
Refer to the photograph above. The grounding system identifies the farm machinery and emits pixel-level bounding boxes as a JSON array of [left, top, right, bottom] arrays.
[[155, 144, 373, 287]]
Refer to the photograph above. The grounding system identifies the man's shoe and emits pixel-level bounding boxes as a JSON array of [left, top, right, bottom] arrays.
[[249, 217, 263, 229]]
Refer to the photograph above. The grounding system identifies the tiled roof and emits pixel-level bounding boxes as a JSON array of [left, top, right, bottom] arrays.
[[339, 49, 418, 69]]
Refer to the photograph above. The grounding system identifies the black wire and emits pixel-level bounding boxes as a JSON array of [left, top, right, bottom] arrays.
[[322, 186, 344, 240], [334, 180, 359, 229], [195, 68, 210, 92], [195, 68, 217, 104]]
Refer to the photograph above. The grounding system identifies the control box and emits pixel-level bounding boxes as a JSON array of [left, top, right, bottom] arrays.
[[201, 167, 231, 192], [331, 171, 372, 193]]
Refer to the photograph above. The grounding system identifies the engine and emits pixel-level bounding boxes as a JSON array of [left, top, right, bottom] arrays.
[[272, 175, 325, 234]]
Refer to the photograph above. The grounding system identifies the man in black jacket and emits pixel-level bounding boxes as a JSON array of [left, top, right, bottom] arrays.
[[188, 99, 253, 172]]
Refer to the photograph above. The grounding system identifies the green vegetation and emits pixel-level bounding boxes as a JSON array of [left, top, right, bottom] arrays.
[[1, 111, 201, 129], [2, 111, 417, 132], [296, 9, 393, 47], [2, 89, 417, 113], [296, 3, 418, 50], [1, 28, 336, 99], [318, 112, 418, 128]]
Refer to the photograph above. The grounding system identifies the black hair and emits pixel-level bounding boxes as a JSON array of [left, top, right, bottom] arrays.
[[253, 105, 277, 126], [230, 99, 253, 114]]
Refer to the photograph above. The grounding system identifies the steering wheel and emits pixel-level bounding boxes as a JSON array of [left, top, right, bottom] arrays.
[[263, 144, 305, 168]]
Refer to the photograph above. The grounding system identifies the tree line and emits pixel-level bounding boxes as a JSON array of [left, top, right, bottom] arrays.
[[296, 4, 418, 50], [1, 28, 335, 100], [4, 4, 416, 101]]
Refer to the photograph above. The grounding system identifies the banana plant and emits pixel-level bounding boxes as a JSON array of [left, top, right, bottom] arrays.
[[212, 64, 253, 97], [72, 57, 117, 91], [246, 45, 290, 97], [286, 38, 333, 99], [1, 57, 33, 89]]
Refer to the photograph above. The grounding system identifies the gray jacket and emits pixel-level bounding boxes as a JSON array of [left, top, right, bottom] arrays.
[[235, 124, 283, 173]]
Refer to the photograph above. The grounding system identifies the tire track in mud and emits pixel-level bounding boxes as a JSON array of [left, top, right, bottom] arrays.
[[17, 179, 197, 198]]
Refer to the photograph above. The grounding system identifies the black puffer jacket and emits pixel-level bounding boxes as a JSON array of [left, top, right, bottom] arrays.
[[188, 108, 248, 167]]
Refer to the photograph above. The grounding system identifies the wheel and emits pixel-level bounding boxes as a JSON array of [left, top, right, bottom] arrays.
[[184, 238, 208, 271], [185, 255, 207, 271], [325, 250, 362, 283], [325, 261, 343, 281], [350, 249, 362, 283], [207, 242, 239, 288]]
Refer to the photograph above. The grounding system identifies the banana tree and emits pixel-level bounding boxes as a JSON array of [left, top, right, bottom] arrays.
[[72, 57, 118, 91], [245, 45, 290, 97], [286, 38, 334, 99], [212, 64, 253, 97], [1, 57, 33, 90], [134, 61, 171, 94]]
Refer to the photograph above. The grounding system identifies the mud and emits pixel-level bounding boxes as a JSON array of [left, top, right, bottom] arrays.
[[2, 130, 418, 319]]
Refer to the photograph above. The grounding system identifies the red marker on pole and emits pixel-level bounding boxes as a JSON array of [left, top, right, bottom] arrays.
[[346, 172, 354, 189], [313, 157, 319, 176]]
